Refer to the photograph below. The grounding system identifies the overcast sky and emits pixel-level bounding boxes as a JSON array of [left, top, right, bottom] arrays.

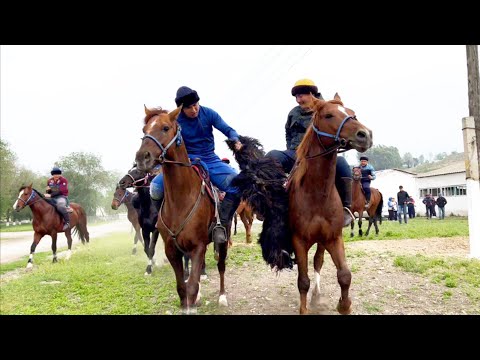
[[1, 45, 474, 176]]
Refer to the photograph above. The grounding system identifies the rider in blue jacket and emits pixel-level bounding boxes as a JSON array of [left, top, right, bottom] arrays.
[[358, 156, 376, 208]]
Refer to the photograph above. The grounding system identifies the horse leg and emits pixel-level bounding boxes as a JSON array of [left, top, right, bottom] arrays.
[[292, 235, 310, 314], [324, 238, 352, 315], [132, 226, 143, 255], [373, 216, 380, 235], [310, 242, 326, 307], [27, 232, 43, 269], [149, 230, 160, 267], [183, 255, 190, 282], [358, 217, 363, 237], [365, 217, 374, 236], [186, 245, 206, 313], [216, 241, 228, 307], [142, 229, 153, 275], [350, 218, 355, 238], [166, 244, 188, 312], [64, 230, 73, 260], [233, 212, 238, 235], [51, 233, 58, 263], [200, 259, 207, 281]]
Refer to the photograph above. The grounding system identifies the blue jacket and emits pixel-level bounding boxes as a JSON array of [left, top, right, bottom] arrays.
[[177, 106, 239, 159], [360, 164, 376, 182]]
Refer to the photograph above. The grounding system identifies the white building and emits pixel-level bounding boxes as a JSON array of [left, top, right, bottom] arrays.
[[371, 160, 468, 216]]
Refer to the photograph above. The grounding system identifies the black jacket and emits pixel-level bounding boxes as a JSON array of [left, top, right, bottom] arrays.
[[436, 196, 447, 207], [285, 106, 314, 150]]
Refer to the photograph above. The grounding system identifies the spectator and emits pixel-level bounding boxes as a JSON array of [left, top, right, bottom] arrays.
[[397, 185, 410, 224], [436, 193, 447, 220], [407, 196, 416, 219], [387, 197, 397, 221], [422, 194, 435, 219]]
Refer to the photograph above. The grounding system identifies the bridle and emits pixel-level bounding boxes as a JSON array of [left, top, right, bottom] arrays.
[[16, 189, 41, 209], [307, 114, 357, 159]]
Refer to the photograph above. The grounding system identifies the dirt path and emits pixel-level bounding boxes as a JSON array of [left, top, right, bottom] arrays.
[[0, 219, 132, 264], [199, 236, 478, 315]]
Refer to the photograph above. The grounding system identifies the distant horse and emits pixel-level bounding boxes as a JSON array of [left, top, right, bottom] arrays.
[[111, 184, 144, 254], [13, 184, 89, 268], [233, 200, 255, 243], [229, 94, 373, 315], [135, 106, 228, 313], [118, 167, 160, 275], [350, 166, 384, 237]]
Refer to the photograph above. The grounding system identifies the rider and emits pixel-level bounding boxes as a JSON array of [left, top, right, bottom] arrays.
[[45, 166, 70, 230], [149, 86, 243, 245], [265, 78, 355, 226], [358, 156, 376, 209]]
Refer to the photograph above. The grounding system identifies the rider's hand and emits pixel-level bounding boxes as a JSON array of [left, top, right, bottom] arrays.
[[234, 141, 242, 151], [44, 194, 51, 198]]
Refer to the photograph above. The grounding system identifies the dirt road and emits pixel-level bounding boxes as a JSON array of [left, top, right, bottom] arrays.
[[0, 219, 132, 264]]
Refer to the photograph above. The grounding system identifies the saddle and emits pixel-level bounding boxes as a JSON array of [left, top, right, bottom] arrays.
[[191, 162, 216, 203]]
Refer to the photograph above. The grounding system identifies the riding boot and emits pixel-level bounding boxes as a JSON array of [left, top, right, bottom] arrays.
[[151, 198, 163, 212], [212, 192, 241, 244], [59, 207, 70, 231], [338, 177, 355, 227]]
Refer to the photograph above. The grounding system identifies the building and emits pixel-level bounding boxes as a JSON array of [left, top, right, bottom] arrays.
[[371, 160, 467, 216]]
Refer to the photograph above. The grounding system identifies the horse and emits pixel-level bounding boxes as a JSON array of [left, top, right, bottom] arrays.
[[117, 166, 161, 275], [13, 184, 89, 268], [111, 184, 144, 254], [233, 200, 255, 243], [350, 166, 384, 237], [227, 94, 373, 315], [135, 106, 228, 313]]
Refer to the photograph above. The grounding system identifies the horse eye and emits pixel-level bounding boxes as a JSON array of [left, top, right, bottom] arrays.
[[163, 126, 170, 132], [325, 114, 333, 119]]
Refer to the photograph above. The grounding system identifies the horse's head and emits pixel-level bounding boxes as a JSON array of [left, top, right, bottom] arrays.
[[352, 166, 362, 181], [135, 105, 183, 172], [13, 183, 36, 212], [111, 184, 130, 210], [118, 166, 148, 190], [310, 93, 372, 153]]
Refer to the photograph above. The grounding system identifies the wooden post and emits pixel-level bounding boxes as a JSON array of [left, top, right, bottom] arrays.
[[464, 45, 480, 258]]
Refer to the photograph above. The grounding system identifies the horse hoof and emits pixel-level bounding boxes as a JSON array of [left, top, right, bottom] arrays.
[[337, 299, 352, 315], [52, 258, 58, 263], [200, 274, 208, 281], [26, 263, 33, 270], [218, 294, 228, 307], [65, 250, 72, 260]]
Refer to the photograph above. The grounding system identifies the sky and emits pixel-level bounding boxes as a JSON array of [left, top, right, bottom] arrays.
[[1, 45, 474, 176]]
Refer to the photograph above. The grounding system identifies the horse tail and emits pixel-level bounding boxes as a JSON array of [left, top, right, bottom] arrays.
[[73, 206, 87, 243], [376, 192, 383, 225], [227, 136, 294, 271]]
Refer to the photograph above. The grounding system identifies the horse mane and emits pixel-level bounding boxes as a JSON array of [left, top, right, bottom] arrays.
[[143, 107, 169, 125], [19, 186, 47, 200], [291, 99, 345, 189]]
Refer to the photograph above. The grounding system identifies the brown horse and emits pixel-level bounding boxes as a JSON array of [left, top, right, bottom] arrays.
[[13, 184, 89, 268], [111, 184, 144, 254], [135, 106, 228, 313], [350, 166, 383, 237], [288, 94, 372, 314], [233, 200, 254, 243]]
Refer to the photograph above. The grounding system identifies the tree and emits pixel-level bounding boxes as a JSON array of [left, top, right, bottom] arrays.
[[0, 140, 17, 220], [357, 145, 402, 170], [402, 152, 414, 168], [56, 152, 112, 215]]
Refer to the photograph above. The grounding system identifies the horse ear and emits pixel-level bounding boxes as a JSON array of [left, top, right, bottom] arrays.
[[28, 183, 33, 189], [334, 93, 341, 101], [144, 104, 149, 115], [169, 106, 182, 121], [312, 97, 326, 111]]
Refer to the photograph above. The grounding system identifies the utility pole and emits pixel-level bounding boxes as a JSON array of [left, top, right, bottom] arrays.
[[462, 45, 480, 258]]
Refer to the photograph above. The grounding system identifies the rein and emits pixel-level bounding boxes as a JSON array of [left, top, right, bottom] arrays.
[[306, 115, 356, 159], [17, 190, 42, 208], [142, 125, 191, 167]]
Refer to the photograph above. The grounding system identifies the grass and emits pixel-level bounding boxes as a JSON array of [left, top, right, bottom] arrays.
[[393, 254, 480, 303], [344, 217, 469, 241]]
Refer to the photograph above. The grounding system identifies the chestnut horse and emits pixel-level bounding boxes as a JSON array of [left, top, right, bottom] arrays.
[[135, 106, 228, 313], [111, 184, 144, 254], [288, 94, 372, 314], [13, 184, 89, 268], [350, 166, 384, 237], [233, 200, 254, 243]]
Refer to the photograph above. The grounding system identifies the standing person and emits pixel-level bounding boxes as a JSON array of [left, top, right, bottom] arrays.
[[45, 166, 70, 230], [407, 196, 416, 219], [149, 86, 243, 245], [265, 78, 354, 227], [387, 197, 397, 221], [358, 156, 376, 208], [435, 193, 447, 220], [397, 185, 410, 224], [423, 194, 435, 219]]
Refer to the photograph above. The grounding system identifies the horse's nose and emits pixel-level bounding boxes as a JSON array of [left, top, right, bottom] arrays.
[[135, 150, 151, 171], [355, 128, 372, 144]]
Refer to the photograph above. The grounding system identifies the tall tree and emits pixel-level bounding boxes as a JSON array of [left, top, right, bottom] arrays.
[[402, 152, 414, 168], [56, 152, 111, 215], [0, 140, 17, 221], [357, 145, 402, 170]]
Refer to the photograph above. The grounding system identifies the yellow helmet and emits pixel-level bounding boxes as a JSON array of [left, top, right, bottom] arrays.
[[291, 78, 318, 96]]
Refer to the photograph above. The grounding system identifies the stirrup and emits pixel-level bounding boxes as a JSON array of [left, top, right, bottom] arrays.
[[365, 202, 370, 209], [212, 224, 227, 244], [62, 222, 70, 231], [343, 207, 355, 227]]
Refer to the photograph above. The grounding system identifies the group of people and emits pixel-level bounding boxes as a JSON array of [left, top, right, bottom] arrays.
[[387, 187, 416, 222], [422, 193, 448, 220]]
